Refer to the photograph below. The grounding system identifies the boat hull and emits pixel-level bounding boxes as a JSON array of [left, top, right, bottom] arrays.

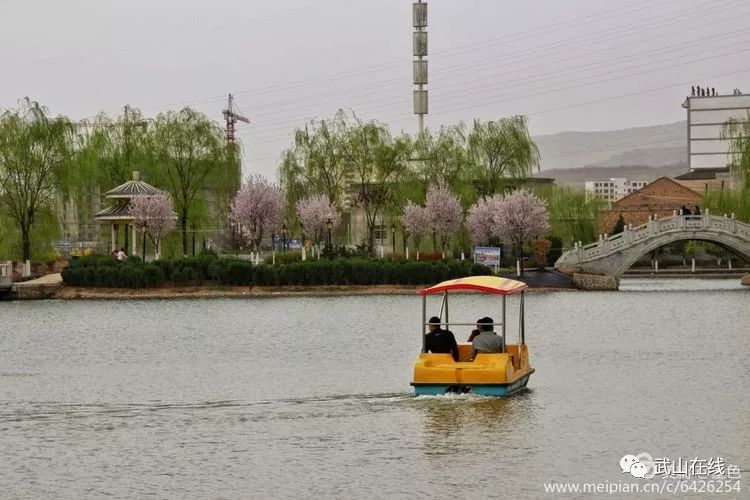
[[411, 370, 533, 397]]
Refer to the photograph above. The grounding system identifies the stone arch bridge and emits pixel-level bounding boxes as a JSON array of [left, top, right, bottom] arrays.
[[555, 213, 750, 278]]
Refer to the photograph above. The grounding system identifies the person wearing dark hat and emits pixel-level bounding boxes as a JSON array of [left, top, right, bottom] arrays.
[[471, 317, 504, 358], [425, 316, 459, 361]]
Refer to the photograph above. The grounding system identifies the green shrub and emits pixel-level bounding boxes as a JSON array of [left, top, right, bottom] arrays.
[[61, 267, 81, 286], [285, 262, 304, 286], [265, 251, 301, 265], [117, 265, 145, 288], [99, 266, 119, 287], [198, 248, 218, 258], [79, 254, 117, 268], [254, 264, 277, 286], [172, 266, 198, 286], [223, 260, 254, 286], [207, 258, 230, 282], [144, 264, 165, 287], [154, 259, 173, 281], [61, 255, 483, 289], [470, 263, 493, 276]]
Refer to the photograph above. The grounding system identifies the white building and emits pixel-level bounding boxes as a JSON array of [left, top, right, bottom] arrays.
[[584, 178, 648, 202], [682, 90, 750, 172]]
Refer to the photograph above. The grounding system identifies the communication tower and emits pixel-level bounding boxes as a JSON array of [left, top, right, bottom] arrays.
[[413, 1, 428, 135]]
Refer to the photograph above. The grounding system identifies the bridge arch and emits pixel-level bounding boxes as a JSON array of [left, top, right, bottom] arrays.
[[555, 214, 750, 278], [611, 232, 750, 277]]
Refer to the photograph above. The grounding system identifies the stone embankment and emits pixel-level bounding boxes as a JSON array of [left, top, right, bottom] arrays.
[[7, 273, 64, 299], [571, 273, 619, 291]]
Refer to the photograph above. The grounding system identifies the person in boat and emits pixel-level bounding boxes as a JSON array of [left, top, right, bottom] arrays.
[[467, 321, 481, 342], [425, 316, 459, 361], [471, 317, 504, 358]]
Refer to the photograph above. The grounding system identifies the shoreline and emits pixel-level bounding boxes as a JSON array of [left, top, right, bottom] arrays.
[[52, 284, 576, 300]]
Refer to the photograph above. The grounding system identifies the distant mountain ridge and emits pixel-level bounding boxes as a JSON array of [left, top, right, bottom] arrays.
[[533, 121, 687, 172], [539, 164, 687, 188]]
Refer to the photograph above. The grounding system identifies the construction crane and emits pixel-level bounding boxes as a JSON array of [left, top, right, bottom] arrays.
[[222, 93, 250, 145]]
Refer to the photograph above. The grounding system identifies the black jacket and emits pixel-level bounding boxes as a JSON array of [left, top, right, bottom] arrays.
[[425, 329, 459, 361]]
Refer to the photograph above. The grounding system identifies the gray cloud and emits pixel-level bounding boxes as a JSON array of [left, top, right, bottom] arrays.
[[2, 0, 749, 179]]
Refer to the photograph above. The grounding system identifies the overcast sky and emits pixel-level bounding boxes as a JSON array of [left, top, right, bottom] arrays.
[[2, 0, 749, 179]]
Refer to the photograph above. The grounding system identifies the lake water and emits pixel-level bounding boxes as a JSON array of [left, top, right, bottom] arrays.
[[1, 279, 748, 499]]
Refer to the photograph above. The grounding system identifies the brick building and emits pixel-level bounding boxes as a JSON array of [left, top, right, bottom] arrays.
[[672, 166, 733, 193], [600, 177, 702, 232]]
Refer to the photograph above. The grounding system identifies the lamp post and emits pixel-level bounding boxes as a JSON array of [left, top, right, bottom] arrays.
[[282, 223, 287, 252], [391, 223, 396, 254], [326, 218, 333, 258]]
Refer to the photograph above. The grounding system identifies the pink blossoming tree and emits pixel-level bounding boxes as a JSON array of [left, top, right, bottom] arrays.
[[230, 175, 284, 252], [402, 201, 431, 256], [424, 185, 463, 251], [466, 195, 501, 245], [129, 193, 177, 260], [295, 194, 341, 246], [493, 189, 549, 274]]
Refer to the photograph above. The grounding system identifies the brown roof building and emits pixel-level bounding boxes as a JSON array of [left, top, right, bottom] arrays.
[[601, 177, 702, 232], [672, 167, 732, 193]]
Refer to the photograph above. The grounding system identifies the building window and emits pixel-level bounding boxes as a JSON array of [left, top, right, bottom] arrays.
[[373, 225, 388, 241]]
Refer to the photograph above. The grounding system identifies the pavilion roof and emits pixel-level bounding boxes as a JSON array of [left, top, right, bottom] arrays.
[[94, 203, 134, 221], [105, 171, 162, 199]]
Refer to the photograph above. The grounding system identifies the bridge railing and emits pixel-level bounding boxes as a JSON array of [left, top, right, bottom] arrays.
[[558, 211, 750, 265], [0, 261, 12, 287]]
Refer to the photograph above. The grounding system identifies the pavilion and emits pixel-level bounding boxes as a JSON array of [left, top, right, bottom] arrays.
[[94, 171, 164, 256]]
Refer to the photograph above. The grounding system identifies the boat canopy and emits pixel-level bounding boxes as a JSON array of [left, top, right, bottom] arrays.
[[418, 276, 527, 296]]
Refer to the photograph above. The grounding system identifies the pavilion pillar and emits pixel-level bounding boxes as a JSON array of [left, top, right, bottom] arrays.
[[131, 224, 137, 257], [111, 224, 117, 252]]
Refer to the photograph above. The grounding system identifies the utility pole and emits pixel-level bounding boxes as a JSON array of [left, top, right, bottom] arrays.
[[413, 1, 428, 135]]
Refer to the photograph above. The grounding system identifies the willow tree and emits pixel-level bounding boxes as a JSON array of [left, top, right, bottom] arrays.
[[279, 112, 349, 209], [339, 116, 412, 253], [413, 124, 468, 191], [151, 108, 225, 255], [57, 106, 153, 245], [723, 112, 750, 190], [543, 186, 604, 246], [87, 106, 150, 187], [702, 188, 750, 222], [467, 116, 540, 197], [0, 98, 76, 261]]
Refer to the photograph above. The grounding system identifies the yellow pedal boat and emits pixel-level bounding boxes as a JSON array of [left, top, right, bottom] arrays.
[[411, 276, 534, 397]]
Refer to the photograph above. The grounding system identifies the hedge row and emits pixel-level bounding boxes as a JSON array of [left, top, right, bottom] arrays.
[[62, 261, 165, 288], [62, 254, 492, 288]]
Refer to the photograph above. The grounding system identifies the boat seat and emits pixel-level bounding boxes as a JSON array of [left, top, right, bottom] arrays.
[[506, 344, 524, 369]]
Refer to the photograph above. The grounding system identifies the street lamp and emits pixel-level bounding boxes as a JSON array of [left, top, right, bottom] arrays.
[[282, 223, 287, 252], [326, 218, 333, 257], [391, 223, 396, 254]]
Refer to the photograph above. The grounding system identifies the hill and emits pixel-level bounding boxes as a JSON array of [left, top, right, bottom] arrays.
[[534, 121, 686, 172], [539, 164, 687, 188]]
